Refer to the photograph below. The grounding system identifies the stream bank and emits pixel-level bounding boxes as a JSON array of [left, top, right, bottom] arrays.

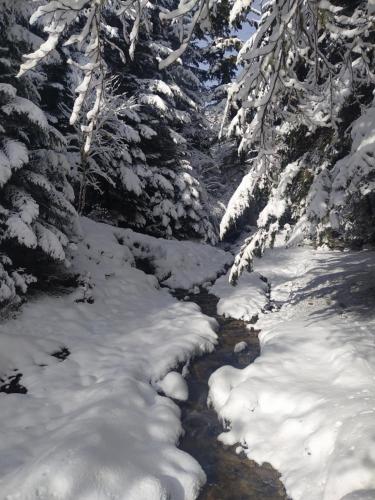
[[174, 288, 289, 500]]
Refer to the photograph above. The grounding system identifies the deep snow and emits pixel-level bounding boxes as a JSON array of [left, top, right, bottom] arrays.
[[209, 247, 375, 500], [0, 218, 231, 500], [2, 218, 375, 500]]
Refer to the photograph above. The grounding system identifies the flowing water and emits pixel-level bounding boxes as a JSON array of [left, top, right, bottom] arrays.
[[175, 288, 289, 500]]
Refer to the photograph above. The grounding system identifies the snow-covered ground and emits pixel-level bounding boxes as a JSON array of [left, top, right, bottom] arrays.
[[209, 247, 375, 500], [3, 219, 375, 500], [0, 218, 231, 500], [115, 225, 232, 290]]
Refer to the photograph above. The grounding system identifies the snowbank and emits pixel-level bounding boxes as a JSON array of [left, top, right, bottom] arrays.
[[210, 270, 268, 321], [115, 223, 233, 290], [0, 218, 230, 500], [209, 247, 375, 500]]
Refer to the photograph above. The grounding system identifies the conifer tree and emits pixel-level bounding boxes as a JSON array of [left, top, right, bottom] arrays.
[[0, 0, 77, 306], [219, 0, 375, 282], [60, 0, 219, 242]]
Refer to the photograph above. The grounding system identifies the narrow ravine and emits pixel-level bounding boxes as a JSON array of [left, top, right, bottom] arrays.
[[175, 288, 289, 500]]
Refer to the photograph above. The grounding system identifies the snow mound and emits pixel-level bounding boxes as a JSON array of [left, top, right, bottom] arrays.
[[157, 371, 189, 401], [210, 270, 268, 321], [209, 247, 375, 500], [114, 223, 233, 290], [0, 217, 227, 500]]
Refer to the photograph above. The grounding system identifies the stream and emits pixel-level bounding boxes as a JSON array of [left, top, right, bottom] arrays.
[[174, 288, 289, 500]]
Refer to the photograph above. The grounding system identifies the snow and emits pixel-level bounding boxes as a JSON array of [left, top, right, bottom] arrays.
[[257, 160, 301, 228], [329, 102, 375, 223], [0, 83, 17, 99], [138, 124, 157, 139], [35, 223, 66, 261], [5, 215, 37, 248], [3, 139, 28, 170], [159, 42, 188, 70], [210, 270, 268, 321], [7, 187, 39, 225], [0, 217, 232, 500], [0, 150, 11, 187], [116, 224, 232, 290], [146, 80, 173, 98], [209, 247, 375, 500], [140, 94, 169, 113], [156, 371, 189, 402], [233, 341, 247, 353], [219, 171, 258, 239], [120, 166, 142, 195], [2, 96, 49, 129]]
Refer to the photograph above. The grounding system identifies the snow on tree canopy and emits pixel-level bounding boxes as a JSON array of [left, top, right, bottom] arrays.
[[47, 0, 219, 244], [0, 0, 77, 306], [3, 139, 29, 171], [2, 96, 49, 129], [120, 166, 142, 196], [221, 0, 375, 280]]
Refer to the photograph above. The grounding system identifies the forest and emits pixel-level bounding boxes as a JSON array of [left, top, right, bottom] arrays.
[[0, 1, 375, 499]]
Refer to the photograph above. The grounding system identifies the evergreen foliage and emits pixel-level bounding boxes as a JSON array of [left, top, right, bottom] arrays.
[[2, 0, 375, 302], [220, 0, 375, 282], [64, 0, 218, 242], [0, 0, 77, 306]]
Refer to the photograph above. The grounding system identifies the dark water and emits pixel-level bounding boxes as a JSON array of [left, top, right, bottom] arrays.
[[175, 289, 289, 500]]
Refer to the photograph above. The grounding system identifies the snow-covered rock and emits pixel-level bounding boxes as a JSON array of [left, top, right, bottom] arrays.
[[211, 270, 268, 321], [157, 371, 188, 401]]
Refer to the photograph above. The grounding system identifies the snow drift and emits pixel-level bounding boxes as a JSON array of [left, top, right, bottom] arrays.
[[0, 218, 231, 500]]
